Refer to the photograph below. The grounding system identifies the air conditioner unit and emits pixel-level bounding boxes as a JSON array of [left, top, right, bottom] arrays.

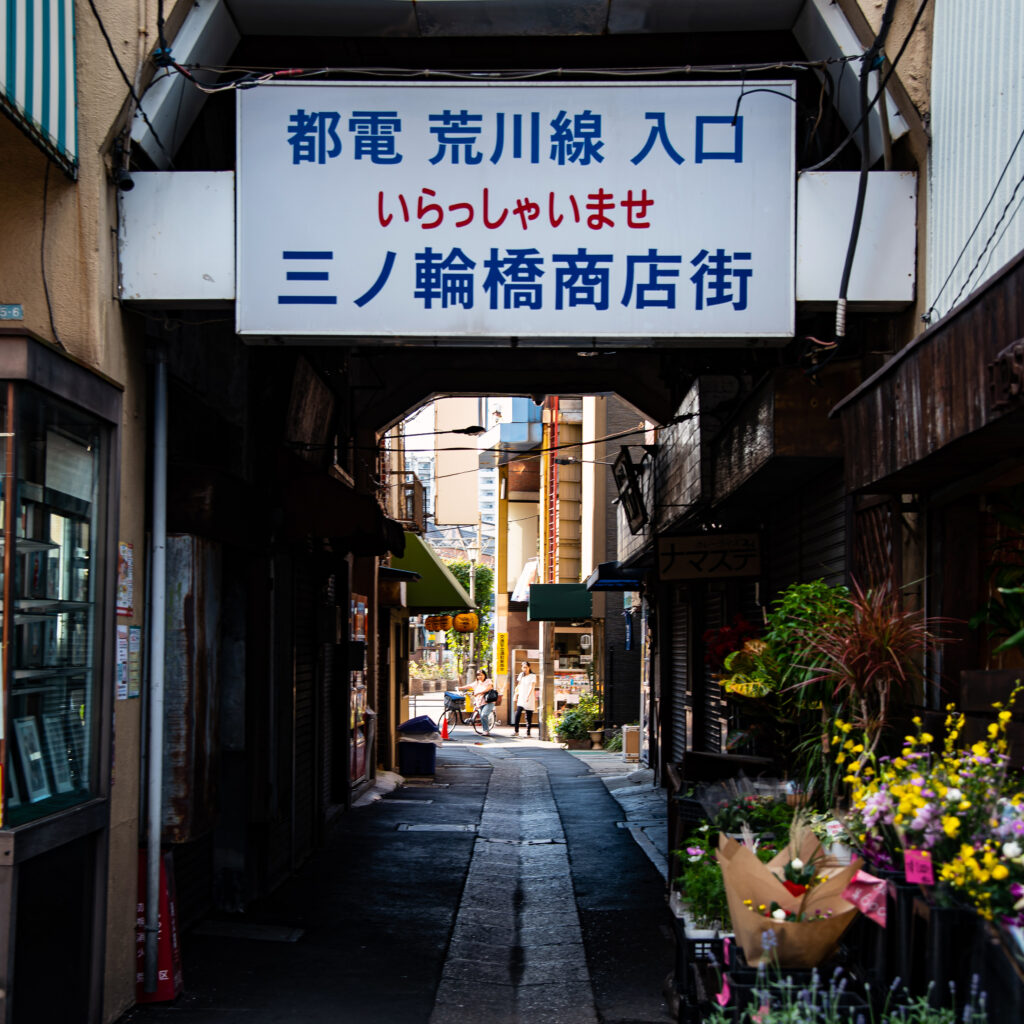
[[621, 724, 640, 763]]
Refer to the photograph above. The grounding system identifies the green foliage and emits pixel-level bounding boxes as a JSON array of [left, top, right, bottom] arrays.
[[442, 559, 495, 671], [765, 580, 851, 699], [717, 581, 849, 773], [709, 794, 793, 835], [673, 827, 778, 931], [554, 692, 603, 739], [554, 709, 593, 740], [604, 731, 623, 753]]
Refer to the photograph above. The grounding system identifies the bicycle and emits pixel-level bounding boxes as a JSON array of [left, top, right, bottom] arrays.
[[439, 691, 496, 736]]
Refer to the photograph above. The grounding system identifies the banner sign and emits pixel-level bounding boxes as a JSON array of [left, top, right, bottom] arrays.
[[237, 82, 795, 339], [658, 534, 761, 580], [495, 632, 509, 676]]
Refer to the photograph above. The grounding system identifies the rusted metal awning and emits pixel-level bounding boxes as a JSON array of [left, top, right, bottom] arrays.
[[284, 473, 405, 556], [832, 250, 1024, 493]]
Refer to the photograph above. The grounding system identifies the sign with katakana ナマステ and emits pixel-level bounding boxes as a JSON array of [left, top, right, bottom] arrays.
[[236, 82, 795, 339], [657, 534, 761, 580]]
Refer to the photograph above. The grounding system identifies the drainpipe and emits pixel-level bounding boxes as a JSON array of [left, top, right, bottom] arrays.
[[144, 352, 168, 991]]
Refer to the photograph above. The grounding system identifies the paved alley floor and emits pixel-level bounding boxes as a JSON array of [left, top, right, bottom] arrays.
[[118, 726, 673, 1024]]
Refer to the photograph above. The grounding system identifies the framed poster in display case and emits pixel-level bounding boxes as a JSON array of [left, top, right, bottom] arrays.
[[41, 713, 74, 794], [13, 716, 52, 803]]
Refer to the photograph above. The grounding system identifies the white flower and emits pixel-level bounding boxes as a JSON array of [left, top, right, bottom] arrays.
[[1003, 841, 1023, 859], [946, 788, 963, 802], [772, 908, 788, 921], [790, 858, 804, 871]]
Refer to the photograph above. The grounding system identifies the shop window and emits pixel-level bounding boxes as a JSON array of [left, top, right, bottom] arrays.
[[4, 388, 104, 826]]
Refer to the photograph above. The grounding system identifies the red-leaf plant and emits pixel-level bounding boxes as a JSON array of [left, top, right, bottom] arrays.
[[796, 579, 953, 756]]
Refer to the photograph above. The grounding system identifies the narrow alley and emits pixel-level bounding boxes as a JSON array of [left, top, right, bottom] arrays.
[[118, 719, 674, 1024]]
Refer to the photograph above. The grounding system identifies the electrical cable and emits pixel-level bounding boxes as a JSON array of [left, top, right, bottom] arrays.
[[834, 0, 899, 343], [804, 0, 932, 173], [943, 162, 1024, 313], [165, 55, 861, 96], [40, 161, 66, 351], [413, 417, 688, 483], [924, 123, 1024, 322], [85, 0, 176, 167]]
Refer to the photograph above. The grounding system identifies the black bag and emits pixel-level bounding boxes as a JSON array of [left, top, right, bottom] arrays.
[[484, 688, 499, 704]]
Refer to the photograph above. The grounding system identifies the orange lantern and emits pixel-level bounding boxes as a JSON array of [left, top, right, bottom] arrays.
[[452, 612, 479, 633], [424, 614, 453, 631]]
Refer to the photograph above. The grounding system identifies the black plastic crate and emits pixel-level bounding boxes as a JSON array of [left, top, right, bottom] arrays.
[[670, 912, 728, 1022]]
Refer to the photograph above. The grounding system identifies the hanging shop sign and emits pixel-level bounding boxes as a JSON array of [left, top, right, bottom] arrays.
[[452, 612, 479, 633], [236, 82, 795, 339], [657, 534, 761, 580], [612, 446, 647, 534], [424, 614, 453, 631]]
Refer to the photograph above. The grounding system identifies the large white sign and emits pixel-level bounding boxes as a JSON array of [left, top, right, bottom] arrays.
[[236, 82, 795, 339]]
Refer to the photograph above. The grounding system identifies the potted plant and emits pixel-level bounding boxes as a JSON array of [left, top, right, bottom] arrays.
[[554, 691, 602, 749]]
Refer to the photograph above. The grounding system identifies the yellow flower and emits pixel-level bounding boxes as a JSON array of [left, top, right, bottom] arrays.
[[840, 722, 853, 734], [992, 865, 1009, 881], [999, 710, 1012, 723], [851, 744, 864, 754], [988, 723, 999, 740], [912, 716, 922, 726], [835, 753, 846, 765], [920, 733, 934, 744], [942, 816, 960, 838]]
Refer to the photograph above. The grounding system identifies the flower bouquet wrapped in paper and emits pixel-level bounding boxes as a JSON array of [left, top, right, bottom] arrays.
[[716, 825, 862, 968]]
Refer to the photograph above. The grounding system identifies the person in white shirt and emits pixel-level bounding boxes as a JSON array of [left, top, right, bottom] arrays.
[[513, 662, 538, 737]]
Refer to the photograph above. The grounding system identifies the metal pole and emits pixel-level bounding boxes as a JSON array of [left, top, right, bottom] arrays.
[[468, 558, 476, 674], [144, 354, 168, 991]]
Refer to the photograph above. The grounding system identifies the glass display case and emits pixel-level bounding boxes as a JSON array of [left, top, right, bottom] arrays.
[[3, 387, 103, 826]]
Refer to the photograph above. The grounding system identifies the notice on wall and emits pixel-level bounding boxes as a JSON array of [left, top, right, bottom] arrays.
[[237, 82, 795, 339], [117, 541, 134, 616], [128, 626, 142, 698], [116, 625, 129, 700]]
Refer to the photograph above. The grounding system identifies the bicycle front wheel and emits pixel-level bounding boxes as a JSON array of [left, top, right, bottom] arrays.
[[471, 711, 486, 735], [438, 708, 457, 735]]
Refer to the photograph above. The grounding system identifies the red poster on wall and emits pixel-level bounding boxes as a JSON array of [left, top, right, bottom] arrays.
[[135, 850, 184, 1003]]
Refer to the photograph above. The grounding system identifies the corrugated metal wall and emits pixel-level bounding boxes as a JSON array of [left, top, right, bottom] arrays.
[[0, 0, 78, 172], [766, 468, 847, 597], [928, 0, 1024, 321]]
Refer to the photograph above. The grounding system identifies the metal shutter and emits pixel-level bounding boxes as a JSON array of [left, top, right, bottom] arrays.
[[767, 468, 848, 597], [669, 593, 690, 763]]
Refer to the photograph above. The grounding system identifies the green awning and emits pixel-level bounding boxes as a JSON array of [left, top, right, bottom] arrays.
[[527, 583, 592, 621], [391, 532, 475, 612]]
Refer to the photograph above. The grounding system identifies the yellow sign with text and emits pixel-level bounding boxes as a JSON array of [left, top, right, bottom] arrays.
[[496, 632, 509, 676]]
